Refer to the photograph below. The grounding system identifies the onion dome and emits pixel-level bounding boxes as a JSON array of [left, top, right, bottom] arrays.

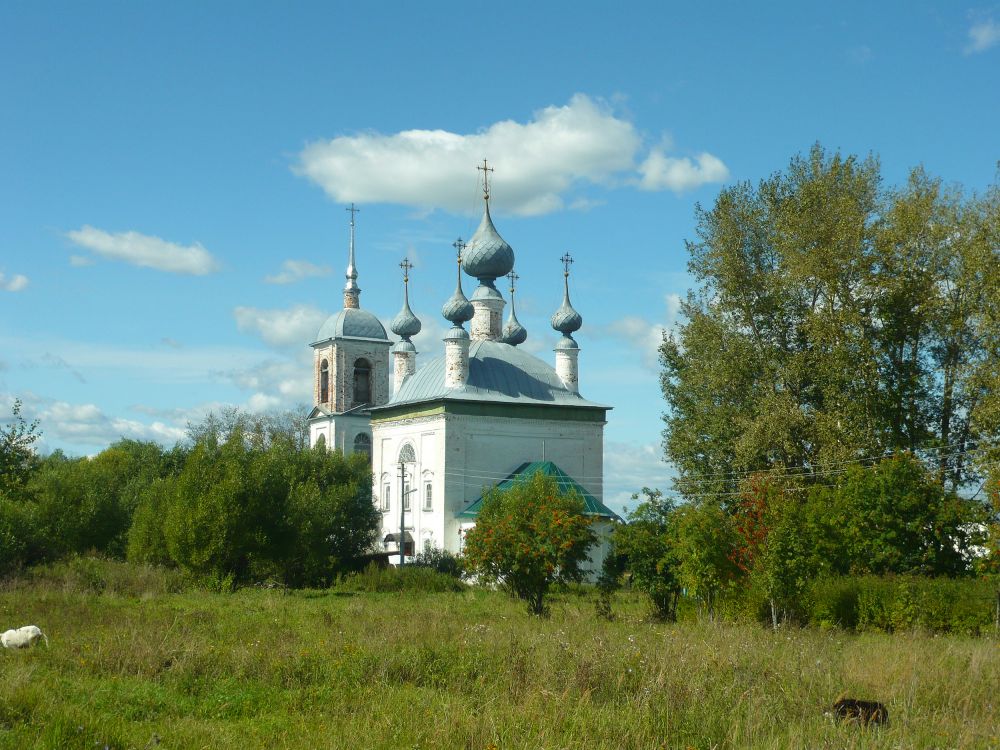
[[390, 259, 421, 342], [500, 270, 528, 346], [463, 203, 515, 284], [550, 252, 583, 336], [442, 238, 475, 325]]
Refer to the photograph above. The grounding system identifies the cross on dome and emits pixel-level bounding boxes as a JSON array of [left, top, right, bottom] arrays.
[[477, 159, 494, 201]]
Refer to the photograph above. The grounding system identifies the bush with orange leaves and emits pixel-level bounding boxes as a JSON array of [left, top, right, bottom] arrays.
[[463, 472, 595, 615]]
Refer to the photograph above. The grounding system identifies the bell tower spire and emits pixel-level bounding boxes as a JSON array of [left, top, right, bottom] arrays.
[[343, 203, 361, 309]]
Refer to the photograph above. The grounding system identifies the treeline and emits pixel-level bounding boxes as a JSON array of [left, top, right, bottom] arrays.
[[630, 145, 1000, 630], [609, 453, 999, 630], [0, 405, 378, 587]]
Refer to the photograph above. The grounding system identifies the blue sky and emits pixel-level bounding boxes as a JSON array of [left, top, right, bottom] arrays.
[[1, 1, 998, 512]]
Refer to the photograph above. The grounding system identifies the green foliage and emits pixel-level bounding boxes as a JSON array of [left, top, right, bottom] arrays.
[[670, 500, 739, 618], [662, 146, 1000, 495], [0, 398, 41, 494], [410, 543, 465, 579], [134, 431, 377, 587], [803, 575, 996, 635], [610, 488, 681, 620], [336, 563, 466, 593], [463, 472, 595, 615], [803, 453, 982, 577]]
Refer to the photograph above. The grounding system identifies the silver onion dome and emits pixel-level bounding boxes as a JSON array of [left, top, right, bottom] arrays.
[[390, 259, 421, 341]]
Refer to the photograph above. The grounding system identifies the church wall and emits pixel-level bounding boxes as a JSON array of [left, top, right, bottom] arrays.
[[371, 409, 605, 558], [371, 414, 449, 556], [308, 412, 372, 453]]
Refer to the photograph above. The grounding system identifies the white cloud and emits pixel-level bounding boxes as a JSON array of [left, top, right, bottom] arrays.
[[596, 293, 682, 371], [66, 226, 220, 275], [224, 357, 312, 412], [234, 305, 328, 348], [69, 255, 95, 267], [9, 393, 187, 449], [265, 259, 332, 285], [296, 94, 727, 215], [638, 150, 730, 192], [0, 272, 29, 292], [603, 441, 675, 516], [966, 18, 1000, 54]]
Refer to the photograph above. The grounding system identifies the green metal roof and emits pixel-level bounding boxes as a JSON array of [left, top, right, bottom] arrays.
[[456, 461, 621, 521]]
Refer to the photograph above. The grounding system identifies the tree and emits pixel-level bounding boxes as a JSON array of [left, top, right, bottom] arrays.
[[661, 146, 1000, 498], [463, 473, 595, 615], [807, 453, 977, 577], [0, 398, 41, 494], [611, 488, 682, 620], [669, 500, 739, 620]]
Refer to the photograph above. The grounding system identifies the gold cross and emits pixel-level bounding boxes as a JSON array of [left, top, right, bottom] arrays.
[[399, 258, 413, 283], [560, 252, 574, 276], [452, 237, 466, 264], [506, 270, 519, 294], [477, 159, 494, 200]]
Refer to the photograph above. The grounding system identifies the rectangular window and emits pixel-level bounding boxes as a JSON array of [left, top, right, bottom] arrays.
[[423, 482, 433, 511], [382, 484, 391, 513], [403, 482, 411, 512]]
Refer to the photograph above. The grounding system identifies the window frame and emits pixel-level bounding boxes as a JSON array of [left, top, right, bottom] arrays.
[[423, 482, 433, 512]]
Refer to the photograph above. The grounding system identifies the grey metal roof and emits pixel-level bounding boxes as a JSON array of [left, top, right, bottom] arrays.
[[313, 308, 388, 343], [376, 340, 607, 410]]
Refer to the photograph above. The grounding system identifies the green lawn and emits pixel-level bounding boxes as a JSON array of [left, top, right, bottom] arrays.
[[1, 579, 998, 749]]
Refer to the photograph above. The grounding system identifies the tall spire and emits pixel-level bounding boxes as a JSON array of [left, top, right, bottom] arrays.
[[390, 258, 421, 342], [500, 270, 527, 346], [343, 203, 361, 309]]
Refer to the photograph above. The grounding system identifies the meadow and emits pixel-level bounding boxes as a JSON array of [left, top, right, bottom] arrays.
[[1, 562, 998, 750]]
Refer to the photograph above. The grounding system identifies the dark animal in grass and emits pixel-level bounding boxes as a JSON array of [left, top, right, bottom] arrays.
[[830, 696, 889, 726]]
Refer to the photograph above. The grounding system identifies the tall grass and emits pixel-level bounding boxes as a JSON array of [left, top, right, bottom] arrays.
[[1, 564, 998, 748]]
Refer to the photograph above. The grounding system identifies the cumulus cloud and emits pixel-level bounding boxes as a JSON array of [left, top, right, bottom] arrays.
[[597, 293, 683, 370], [69, 255, 95, 267], [8, 394, 187, 449], [0, 271, 29, 292], [296, 94, 727, 215], [66, 226, 220, 275], [966, 18, 1000, 54], [603, 440, 675, 516], [265, 259, 332, 284], [638, 150, 730, 192], [224, 358, 312, 411], [234, 305, 328, 348]]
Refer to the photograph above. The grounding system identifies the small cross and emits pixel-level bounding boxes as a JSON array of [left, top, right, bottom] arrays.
[[452, 237, 466, 263], [477, 159, 494, 200], [399, 258, 413, 283], [560, 252, 575, 276], [346, 203, 360, 223], [506, 270, 519, 294]]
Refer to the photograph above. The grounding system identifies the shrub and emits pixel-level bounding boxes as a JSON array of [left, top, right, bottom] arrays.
[[410, 544, 465, 578], [336, 564, 465, 593]]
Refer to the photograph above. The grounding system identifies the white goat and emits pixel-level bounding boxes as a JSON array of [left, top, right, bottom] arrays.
[[1, 625, 49, 649]]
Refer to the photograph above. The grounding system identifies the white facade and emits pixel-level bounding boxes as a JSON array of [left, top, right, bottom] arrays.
[[370, 409, 605, 558]]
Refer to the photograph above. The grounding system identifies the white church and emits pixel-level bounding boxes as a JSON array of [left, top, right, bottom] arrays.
[[306, 169, 619, 572]]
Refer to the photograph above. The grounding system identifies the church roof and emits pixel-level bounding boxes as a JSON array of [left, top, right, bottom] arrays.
[[456, 461, 621, 521], [373, 339, 608, 411], [313, 307, 388, 344]]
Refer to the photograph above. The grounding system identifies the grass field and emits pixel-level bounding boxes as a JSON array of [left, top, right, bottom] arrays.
[[1, 566, 999, 749]]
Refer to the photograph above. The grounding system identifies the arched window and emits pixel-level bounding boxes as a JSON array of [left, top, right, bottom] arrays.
[[353, 358, 372, 405], [319, 360, 329, 403], [353, 433, 371, 462], [397, 443, 416, 463]]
